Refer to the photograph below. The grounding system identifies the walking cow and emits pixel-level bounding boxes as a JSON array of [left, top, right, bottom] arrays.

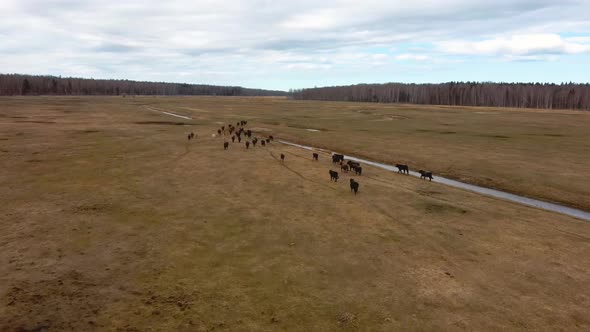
[[350, 179, 359, 195], [396, 164, 409, 174], [419, 170, 433, 181], [329, 170, 339, 182]]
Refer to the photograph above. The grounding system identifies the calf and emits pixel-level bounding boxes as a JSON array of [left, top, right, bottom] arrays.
[[396, 164, 409, 174], [350, 179, 359, 195], [341, 164, 349, 172], [418, 170, 433, 181], [312, 153, 319, 161], [224, 142, 229, 150], [329, 170, 339, 182], [354, 166, 362, 176], [280, 153, 285, 162], [245, 141, 250, 149]]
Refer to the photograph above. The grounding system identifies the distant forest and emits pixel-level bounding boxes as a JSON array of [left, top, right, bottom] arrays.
[[0, 74, 287, 97], [292, 82, 590, 110]]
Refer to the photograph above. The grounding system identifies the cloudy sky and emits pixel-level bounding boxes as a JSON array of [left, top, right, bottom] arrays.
[[1, 0, 589, 90]]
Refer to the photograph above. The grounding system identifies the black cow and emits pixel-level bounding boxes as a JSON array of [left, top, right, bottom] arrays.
[[396, 164, 409, 174], [252, 139, 257, 147], [246, 141, 250, 149], [238, 136, 242, 143], [231, 136, 235, 143], [224, 142, 229, 150], [418, 170, 433, 181], [332, 154, 344, 163], [269, 135, 274, 141], [280, 153, 285, 162], [217, 129, 221, 136], [354, 166, 362, 176], [265, 138, 270, 144], [312, 153, 319, 161], [341, 164, 349, 172], [187, 134, 192, 141], [350, 179, 359, 195], [221, 126, 225, 132], [347, 160, 360, 168], [261, 140, 266, 146], [329, 170, 339, 182]]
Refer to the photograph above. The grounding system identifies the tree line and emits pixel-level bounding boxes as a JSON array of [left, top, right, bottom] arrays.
[[291, 82, 590, 110], [0, 74, 287, 97]]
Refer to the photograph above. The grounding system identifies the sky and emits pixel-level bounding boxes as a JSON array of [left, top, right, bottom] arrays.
[[1, 0, 590, 91]]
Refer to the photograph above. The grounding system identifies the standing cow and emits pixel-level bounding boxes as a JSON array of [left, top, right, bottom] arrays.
[[313, 153, 319, 161], [224, 142, 229, 150]]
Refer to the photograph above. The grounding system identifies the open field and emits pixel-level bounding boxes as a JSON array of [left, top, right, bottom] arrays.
[[1, 96, 590, 331]]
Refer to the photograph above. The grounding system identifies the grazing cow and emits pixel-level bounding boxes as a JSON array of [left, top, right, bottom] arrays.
[[246, 130, 252, 137], [246, 141, 250, 149], [238, 136, 242, 143], [221, 126, 225, 132], [354, 166, 362, 176], [329, 170, 339, 182], [396, 164, 409, 174], [252, 139, 257, 147], [418, 170, 433, 181], [280, 153, 285, 162], [224, 142, 229, 150], [231, 136, 235, 143], [312, 153, 319, 161], [261, 140, 266, 146], [269, 135, 274, 141], [350, 179, 359, 194], [265, 138, 270, 144], [341, 164, 349, 172], [217, 129, 221, 136]]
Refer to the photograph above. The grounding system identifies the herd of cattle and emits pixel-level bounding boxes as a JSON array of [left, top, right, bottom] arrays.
[[188, 120, 434, 195]]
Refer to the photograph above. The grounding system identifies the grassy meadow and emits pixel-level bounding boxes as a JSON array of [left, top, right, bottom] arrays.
[[1, 96, 589, 331]]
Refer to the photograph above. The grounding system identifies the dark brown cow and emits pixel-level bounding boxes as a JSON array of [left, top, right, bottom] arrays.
[[350, 179, 359, 195], [419, 170, 433, 181], [231, 136, 236, 143], [224, 142, 229, 150], [245, 141, 250, 149], [353, 166, 362, 176], [312, 153, 319, 161], [261, 140, 266, 146], [329, 170, 339, 182], [396, 164, 409, 174], [280, 153, 285, 162], [341, 164, 349, 172]]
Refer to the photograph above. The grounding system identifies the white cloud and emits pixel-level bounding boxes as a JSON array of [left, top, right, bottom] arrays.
[[437, 34, 590, 56], [395, 53, 430, 61]]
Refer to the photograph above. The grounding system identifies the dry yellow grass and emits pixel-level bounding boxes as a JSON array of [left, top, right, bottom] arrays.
[[1, 96, 589, 331]]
